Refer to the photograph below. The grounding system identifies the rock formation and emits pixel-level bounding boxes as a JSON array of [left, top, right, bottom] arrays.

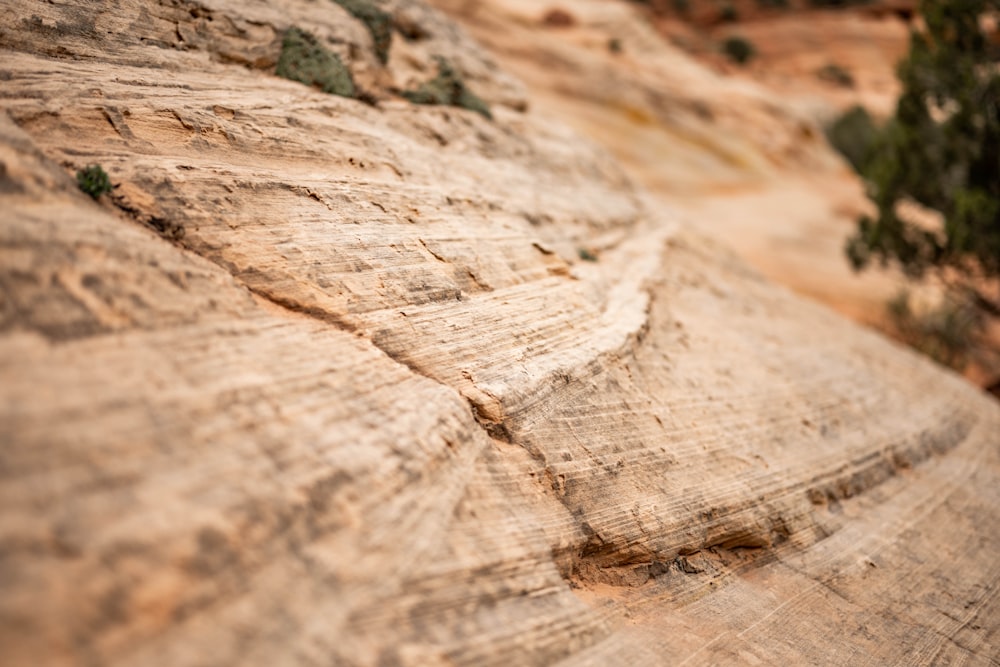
[[1, 1, 997, 665], [431, 0, 918, 324]]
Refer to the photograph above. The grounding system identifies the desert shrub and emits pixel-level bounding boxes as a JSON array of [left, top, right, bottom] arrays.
[[76, 165, 111, 199], [846, 0, 1000, 316], [720, 3, 739, 21], [825, 105, 878, 173], [402, 57, 492, 120], [331, 0, 392, 64], [721, 36, 755, 64], [276, 27, 356, 98]]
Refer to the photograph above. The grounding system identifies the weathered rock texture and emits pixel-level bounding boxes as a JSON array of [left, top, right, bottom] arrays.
[[428, 0, 915, 323], [1, 1, 998, 665]]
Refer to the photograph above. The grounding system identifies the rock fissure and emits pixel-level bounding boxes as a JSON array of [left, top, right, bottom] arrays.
[[561, 409, 979, 592]]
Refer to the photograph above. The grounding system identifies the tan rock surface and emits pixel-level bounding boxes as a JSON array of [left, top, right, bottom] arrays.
[[448, 1, 1000, 387], [1, 1, 999, 666], [428, 0, 917, 327]]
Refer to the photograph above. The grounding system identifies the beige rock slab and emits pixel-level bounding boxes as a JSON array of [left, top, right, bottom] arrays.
[[1, 1, 998, 666]]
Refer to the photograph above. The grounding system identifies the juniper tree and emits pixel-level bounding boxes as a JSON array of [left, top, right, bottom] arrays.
[[846, 0, 1000, 314]]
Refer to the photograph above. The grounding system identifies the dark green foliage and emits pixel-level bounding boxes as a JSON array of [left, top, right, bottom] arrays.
[[331, 0, 392, 65], [825, 105, 879, 173], [402, 57, 492, 120], [76, 164, 111, 199], [721, 36, 755, 64], [846, 0, 1000, 306], [816, 62, 855, 87], [276, 27, 356, 98], [577, 248, 599, 262]]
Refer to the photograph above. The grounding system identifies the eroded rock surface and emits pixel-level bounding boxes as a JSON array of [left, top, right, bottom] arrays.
[[1, 1, 998, 665]]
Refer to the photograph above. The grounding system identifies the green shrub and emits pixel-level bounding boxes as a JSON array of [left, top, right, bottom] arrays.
[[331, 0, 392, 65], [402, 57, 492, 120], [846, 0, 1000, 309], [276, 27, 356, 98], [721, 36, 755, 64], [720, 3, 739, 22], [76, 165, 111, 199], [824, 105, 878, 174]]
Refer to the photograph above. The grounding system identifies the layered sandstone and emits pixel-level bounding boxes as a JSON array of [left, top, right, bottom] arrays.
[[428, 0, 916, 325], [1, 1, 998, 665]]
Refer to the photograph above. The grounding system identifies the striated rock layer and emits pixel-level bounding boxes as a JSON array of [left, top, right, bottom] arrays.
[[1, 1, 998, 665]]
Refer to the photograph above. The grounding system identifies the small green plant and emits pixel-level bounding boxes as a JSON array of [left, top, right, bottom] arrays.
[[719, 3, 739, 22], [577, 248, 598, 262], [816, 63, 855, 88], [824, 105, 878, 174], [402, 57, 492, 120], [276, 27, 356, 98], [331, 0, 392, 65], [76, 164, 111, 199], [721, 36, 755, 65]]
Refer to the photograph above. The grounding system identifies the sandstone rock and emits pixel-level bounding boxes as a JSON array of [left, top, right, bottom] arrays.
[[1, 1, 998, 665], [426, 0, 943, 353]]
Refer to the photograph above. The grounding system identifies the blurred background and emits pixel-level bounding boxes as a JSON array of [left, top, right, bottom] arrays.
[[431, 0, 1000, 393]]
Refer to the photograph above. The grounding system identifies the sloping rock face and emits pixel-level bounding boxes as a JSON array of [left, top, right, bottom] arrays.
[[427, 0, 918, 328], [1, 1, 998, 666]]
